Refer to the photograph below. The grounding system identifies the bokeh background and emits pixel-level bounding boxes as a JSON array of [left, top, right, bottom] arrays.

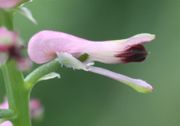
[[1, 0, 180, 126]]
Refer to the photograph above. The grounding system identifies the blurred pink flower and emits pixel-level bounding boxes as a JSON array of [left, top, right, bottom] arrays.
[[0, 98, 43, 126], [0, 99, 8, 109], [0, 27, 31, 70], [0, 99, 13, 126], [0, 0, 21, 9], [30, 99, 44, 120], [28, 30, 155, 93], [0, 121, 12, 126]]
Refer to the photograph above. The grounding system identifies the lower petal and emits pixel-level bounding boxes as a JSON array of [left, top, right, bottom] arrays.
[[88, 66, 153, 93]]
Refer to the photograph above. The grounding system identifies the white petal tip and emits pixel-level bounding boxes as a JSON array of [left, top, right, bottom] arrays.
[[127, 79, 153, 93], [134, 33, 156, 41], [128, 33, 156, 45], [143, 33, 156, 41]]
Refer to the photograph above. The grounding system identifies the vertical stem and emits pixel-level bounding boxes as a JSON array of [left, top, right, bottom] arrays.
[[0, 10, 31, 126], [1, 61, 31, 126]]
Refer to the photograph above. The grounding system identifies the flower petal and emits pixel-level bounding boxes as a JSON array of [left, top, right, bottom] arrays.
[[126, 33, 155, 45], [0, 27, 18, 46], [0, 99, 8, 109], [56, 53, 152, 93], [84, 33, 155, 64], [17, 58, 32, 71], [0, 121, 12, 126], [0, 0, 21, 9], [28, 31, 155, 65], [88, 66, 153, 93]]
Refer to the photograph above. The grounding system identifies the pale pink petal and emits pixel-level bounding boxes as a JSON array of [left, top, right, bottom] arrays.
[[0, 121, 13, 126], [0, 27, 18, 47], [124, 33, 155, 45], [0, 0, 21, 9], [85, 33, 155, 64], [0, 99, 9, 109], [55, 52, 153, 93], [17, 58, 32, 71], [88, 66, 153, 93], [28, 30, 90, 64]]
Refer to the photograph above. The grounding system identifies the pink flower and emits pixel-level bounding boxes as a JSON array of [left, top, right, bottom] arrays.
[[0, 27, 17, 51], [30, 99, 44, 120], [0, 0, 21, 9], [0, 99, 13, 126], [0, 99, 8, 109], [0, 98, 43, 126], [28, 30, 155, 93], [0, 121, 12, 126], [28, 31, 154, 64], [0, 27, 31, 70]]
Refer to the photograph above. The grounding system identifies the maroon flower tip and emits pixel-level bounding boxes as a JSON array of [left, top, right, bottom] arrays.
[[115, 44, 148, 63], [8, 45, 22, 59]]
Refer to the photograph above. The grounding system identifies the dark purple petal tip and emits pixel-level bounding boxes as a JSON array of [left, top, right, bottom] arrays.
[[115, 44, 148, 63]]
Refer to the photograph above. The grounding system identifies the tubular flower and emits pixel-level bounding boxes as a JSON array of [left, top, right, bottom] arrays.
[[0, 27, 31, 70], [0, 0, 22, 9], [28, 30, 155, 93], [0, 98, 43, 126]]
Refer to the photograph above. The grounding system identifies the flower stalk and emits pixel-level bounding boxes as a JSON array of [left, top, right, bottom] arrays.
[[1, 61, 31, 126], [0, 9, 31, 126], [25, 59, 60, 90]]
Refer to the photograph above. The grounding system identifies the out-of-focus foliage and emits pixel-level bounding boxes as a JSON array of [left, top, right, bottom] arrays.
[[1, 0, 180, 126]]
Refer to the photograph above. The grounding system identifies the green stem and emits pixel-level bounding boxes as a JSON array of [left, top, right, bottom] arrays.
[[0, 10, 31, 126], [1, 61, 31, 126], [25, 59, 60, 90]]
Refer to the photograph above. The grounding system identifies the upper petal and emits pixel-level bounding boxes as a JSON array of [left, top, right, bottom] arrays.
[[85, 33, 155, 64]]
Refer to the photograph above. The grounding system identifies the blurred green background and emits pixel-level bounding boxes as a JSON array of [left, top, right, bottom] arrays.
[[1, 0, 180, 126]]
